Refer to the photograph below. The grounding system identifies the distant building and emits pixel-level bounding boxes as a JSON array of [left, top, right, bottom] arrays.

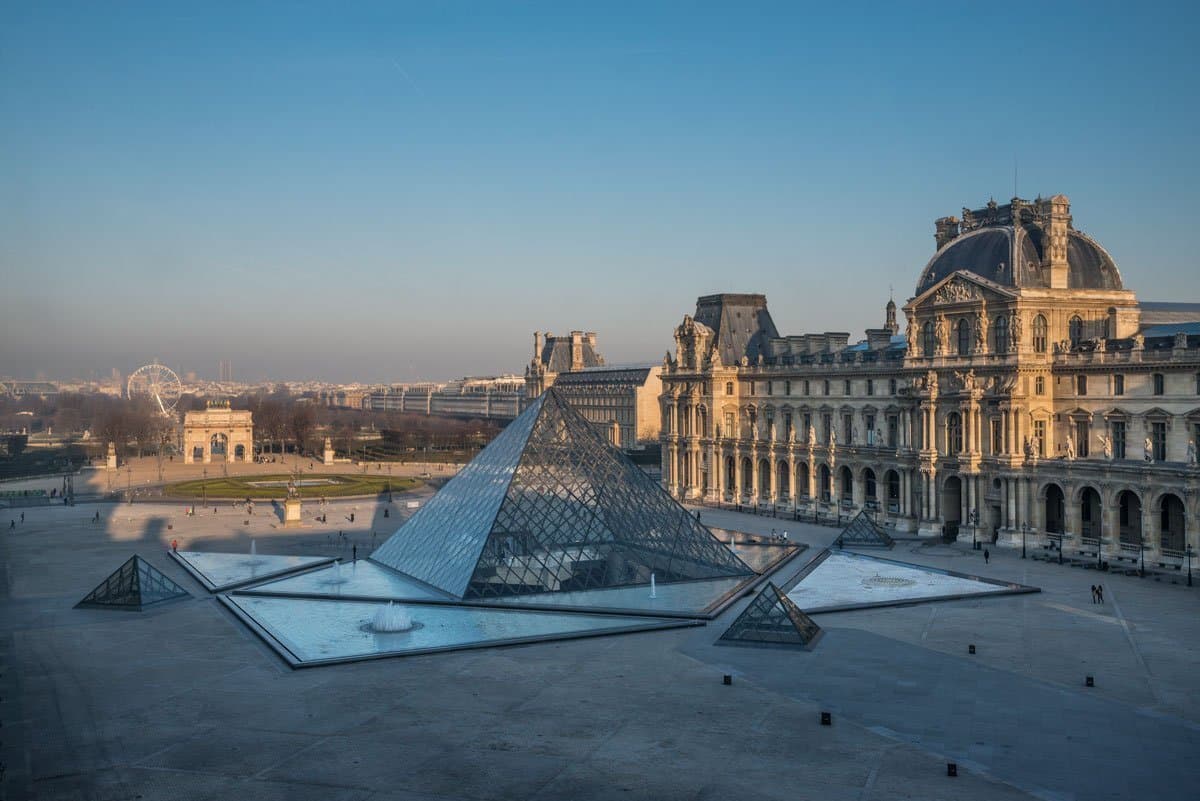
[[660, 194, 1200, 565], [218, 360, 233, 382], [551, 366, 663, 448], [525, 330, 604, 398], [183, 401, 253, 464], [0, 380, 58, 398]]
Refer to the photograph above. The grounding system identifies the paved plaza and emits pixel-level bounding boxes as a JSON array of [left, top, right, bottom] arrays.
[[2, 496, 1199, 800]]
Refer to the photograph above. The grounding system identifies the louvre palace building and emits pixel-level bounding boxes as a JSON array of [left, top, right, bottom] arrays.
[[659, 194, 1200, 564]]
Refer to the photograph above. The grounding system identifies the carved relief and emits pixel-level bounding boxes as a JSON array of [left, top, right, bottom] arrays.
[[933, 280, 983, 305]]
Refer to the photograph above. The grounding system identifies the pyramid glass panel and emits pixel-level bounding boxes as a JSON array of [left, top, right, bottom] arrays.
[[835, 511, 894, 548], [718, 582, 821, 649], [75, 555, 190, 611], [371, 388, 752, 600], [370, 393, 546, 595]]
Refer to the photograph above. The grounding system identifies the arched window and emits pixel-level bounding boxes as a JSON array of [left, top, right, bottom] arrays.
[[946, 412, 963, 454], [993, 315, 1009, 354], [1033, 314, 1048, 353], [956, 319, 970, 356], [1069, 315, 1083, 346], [922, 322, 935, 357]]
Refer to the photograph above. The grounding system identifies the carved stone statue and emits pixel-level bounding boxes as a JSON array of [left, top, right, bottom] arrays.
[[934, 316, 947, 352], [1065, 433, 1075, 461], [768, 419, 777, 442], [1144, 437, 1154, 463], [1132, 333, 1145, 351], [1010, 311, 1022, 344], [906, 320, 918, 353], [829, 427, 837, 447], [709, 347, 722, 368], [1188, 439, 1197, 465], [1101, 434, 1112, 460], [974, 311, 987, 351], [808, 424, 816, 446], [954, 369, 976, 392], [851, 426, 859, 446], [925, 370, 939, 394], [787, 424, 796, 443]]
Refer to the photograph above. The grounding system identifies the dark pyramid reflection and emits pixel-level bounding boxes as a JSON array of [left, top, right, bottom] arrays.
[[75, 555, 190, 611], [372, 388, 752, 599], [718, 582, 821, 649]]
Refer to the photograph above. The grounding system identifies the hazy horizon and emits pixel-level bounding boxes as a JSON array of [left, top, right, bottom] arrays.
[[4, 2, 1199, 383]]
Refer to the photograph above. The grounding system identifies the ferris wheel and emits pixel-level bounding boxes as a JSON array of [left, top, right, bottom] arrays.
[[127, 362, 183, 416]]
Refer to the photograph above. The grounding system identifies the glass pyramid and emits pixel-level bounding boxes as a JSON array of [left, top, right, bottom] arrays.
[[372, 388, 753, 599], [718, 582, 822, 649], [75, 555, 191, 611], [835, 511, 894, 548]]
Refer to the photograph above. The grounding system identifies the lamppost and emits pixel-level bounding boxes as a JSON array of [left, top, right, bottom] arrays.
[[969, 508, 979, 551], [126, 465, 132, 505], [202, 467, 208, 509], [1021, 521, 1028, 559], [1186, 544, 1194, 587], [387, 462, 393, 503]]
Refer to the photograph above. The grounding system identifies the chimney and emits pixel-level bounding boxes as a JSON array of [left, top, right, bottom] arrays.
[[934, 216, 960, 250], [570, 331, 584, 371], [1041, 194, 1072, 289], [533, 331, 541, 361]]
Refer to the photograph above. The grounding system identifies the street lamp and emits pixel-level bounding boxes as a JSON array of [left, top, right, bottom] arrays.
[[1021, 522, 1028, 559], [969, 508, 979, 551], [202, 467, 208, 509], [126, 465, 132, 505], [1186, 544, 1194, 587]]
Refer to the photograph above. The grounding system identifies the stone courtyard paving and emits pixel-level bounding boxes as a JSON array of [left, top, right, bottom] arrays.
[[2, 499, 1198, 800]]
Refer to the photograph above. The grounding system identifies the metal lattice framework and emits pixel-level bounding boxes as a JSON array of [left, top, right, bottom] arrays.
[[835, 511, 895, 548], [75, 555, 190, 611], [126, 362, 183, 416], [718, 582, 822, 648], [372, 388, 753, 600]]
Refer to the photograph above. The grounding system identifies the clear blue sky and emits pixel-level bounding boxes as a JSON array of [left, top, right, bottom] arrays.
[[3, 1, 1198, 382]]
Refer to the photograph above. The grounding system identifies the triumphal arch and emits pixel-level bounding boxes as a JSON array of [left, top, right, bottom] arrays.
[[183, 402, 254, 464]]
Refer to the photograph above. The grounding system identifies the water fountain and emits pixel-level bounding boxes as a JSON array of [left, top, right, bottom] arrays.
[[370, 601, 415, 632], [650, 572, 657, 599]]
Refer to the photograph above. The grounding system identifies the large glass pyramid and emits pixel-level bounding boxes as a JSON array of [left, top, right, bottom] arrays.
[[75, 555, 191, 611], [372, 388, 753, 600], [835, 511, 894, 548], [718, 582, 822, 649]]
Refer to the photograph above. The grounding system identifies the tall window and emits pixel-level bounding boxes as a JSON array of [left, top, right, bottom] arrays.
[[1033, 314, 1048, 353], [767, 381, 773, 396], [993, 315, 1009, 354], [991, 419, 1002, 454], [946, 412, 963, 454], [843, 380, 850, 395], [802, 413, 812, 439], [889, 378, 897, 395], [1152, 421, 1167, 461], [784, 412, 793, 439], [865, 414, 876, 444], [1075, 420, 1090, 458], [843, 414, 853, 443], [1112, 420, 1126, 459], [1114, 374, 1124, 396], [1195, 373, 1200, 395], [1077, 375, 1087, 396], [1035, 376, 1045, 395], [725, 382, 733, 395], [785, 380, 791, 395], [1153, 373, 1165, 396], [822, 413, 832, 442], [957, 319, 970, 356], [866, 379, 874, 396], [922, 321, 935, 357], [1033, 419, 1046, 456], [823, 379, 830, 395], [724, 412, 734, 437], [1069, 315, 1084, 346], [887, 415, 898, 448]]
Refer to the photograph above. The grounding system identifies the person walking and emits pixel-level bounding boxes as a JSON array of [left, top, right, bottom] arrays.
[[983, 547, 990, 564], [352, 544, 358, 562], [20, 512, 24, 523], [1090, 585, 1098, 604], [1096, 584, 1104, 604]]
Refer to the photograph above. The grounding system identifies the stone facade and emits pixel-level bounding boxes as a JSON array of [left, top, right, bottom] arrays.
[[550, 366, 663, 448], [661, 195, 1200, 567], [182, 403, 253, 464]]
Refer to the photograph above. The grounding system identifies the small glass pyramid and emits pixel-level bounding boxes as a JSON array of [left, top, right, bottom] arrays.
[[718, 582, 822, 649], [835, 511, 894, 548], [372, 388, 753, 600], [75, 555, 191, 611]]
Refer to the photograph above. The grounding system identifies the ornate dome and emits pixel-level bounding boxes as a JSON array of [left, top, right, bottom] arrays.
[[916, 197, 1123, 295]]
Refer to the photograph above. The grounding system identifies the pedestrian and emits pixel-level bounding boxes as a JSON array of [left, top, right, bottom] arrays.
[[1090, 585, 1098, 604], [352, 544, 358, 562], [983, 547, 990, 564], [1096, 584, 1104, 604], [20, 512, 24, 523], [9, 520, 13, 529]]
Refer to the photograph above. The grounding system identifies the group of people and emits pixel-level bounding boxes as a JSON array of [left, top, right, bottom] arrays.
[[1090, 584, 1106, 604]]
